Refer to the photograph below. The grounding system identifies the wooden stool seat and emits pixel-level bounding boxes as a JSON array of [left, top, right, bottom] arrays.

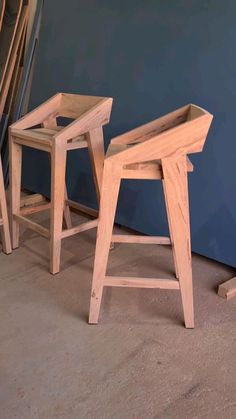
[[107, 143, 194, 179], [89, 104, 213, 328], [9, 92, 113, 274], [11, 127, 87, 152]]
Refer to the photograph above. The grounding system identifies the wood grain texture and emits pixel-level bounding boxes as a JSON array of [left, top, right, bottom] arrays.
[[0, 0, 6, 34], [89, 160, 122, 324], [89, 104, 213, 327], [9, 93, 113, 274], [0, 5, 28, 114], [218, 277, 236, 300], [0, 157, 11, 254]]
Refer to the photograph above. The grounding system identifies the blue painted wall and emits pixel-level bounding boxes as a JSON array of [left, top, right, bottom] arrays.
[[23, 0, 236, 267]]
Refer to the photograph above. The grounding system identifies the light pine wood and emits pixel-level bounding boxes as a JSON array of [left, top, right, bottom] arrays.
[[0, 0, 5, 32], [0, 158, 11, 254], [14, 214, 50, 238], [9, 93, 113, 274], [0, 5, 28, 114], [9, 134, 22, 249], [104, 276, 180, 289], [162, 155, 193, 328], [89, 104, 213, 327], [50, 140, 67, 274], [42, 117, 72, 230], [4, 19, 27, 116], [66, 200, 98, 218], [218, 277, 236, 300], [0, 0, 23, 92], [112, 234, 171, 244], [89, 160, 122, 324], [86, 127, 105, 199], [20, 193, 47, 207], [61, 219, 98, 239], [20, 202, 51, 216]]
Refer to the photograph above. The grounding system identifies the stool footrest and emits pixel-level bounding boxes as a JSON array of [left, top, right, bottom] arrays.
[[104, 276, 180, 289], [218, 277, 236, 300], [67, 200, 99, 218], [13, 215, 50, 239], [112, 234, 171, 244], [61, 219, 98, 239]]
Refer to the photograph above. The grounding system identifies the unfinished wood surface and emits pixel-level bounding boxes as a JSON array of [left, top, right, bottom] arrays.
[[86, 127, 105, 199], [3, 17, 26, 116], [218, 277, 236, 300], [61, 219, 98, 239], [89, 104, 213, 327], [14, 214, 50, 238], [104, 276, 180, 289], [10, 93, 112, 274], [50, 140, 67, 274], [9, 134, 22, 249], [20, 193, 47, 207], [44, 122, 72, 231], [0, 0, 6, 33], [0, 0, 23, 91], [0, 157, 11, 254], [20, 202, 51, 216], [112, 234, 171, 244], [0, 5, 28, 114], [162, 155, 193, 328], [66, 200, 99, 218], [109, 104, 213, 165]]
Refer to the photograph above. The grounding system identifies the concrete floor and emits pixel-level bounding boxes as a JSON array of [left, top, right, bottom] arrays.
[[0, 212, 236, 419]]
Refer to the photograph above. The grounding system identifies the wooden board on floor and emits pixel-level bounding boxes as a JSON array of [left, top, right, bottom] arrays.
[[0, 0, 6, 32], [218, 277, 236, 300]]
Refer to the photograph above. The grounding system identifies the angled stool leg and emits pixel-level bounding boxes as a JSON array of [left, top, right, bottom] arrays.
[[86, 127, 105, 200], [9, 138, 22, 249], [0, 159, 11, 254], [50, 142, 67, 274], [48, 152, 72, 230], [162, 155, 194, 328], [63, 186, 72, 229], [162, 180, 179, 279], [89, 161, 122, 324], [44, 119, 72, 230]]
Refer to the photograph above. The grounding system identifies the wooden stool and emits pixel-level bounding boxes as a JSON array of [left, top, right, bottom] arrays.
[[89, 104, 213, 328], [0, 158, 11, 254], [9, 93, 113, 274]]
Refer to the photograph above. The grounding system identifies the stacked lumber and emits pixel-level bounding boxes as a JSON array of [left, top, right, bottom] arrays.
[[0, 0, 43, 184]]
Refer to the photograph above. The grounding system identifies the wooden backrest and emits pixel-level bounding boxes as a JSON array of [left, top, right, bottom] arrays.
[[59, 93, 104, 119], [109, 104, 213, 164], [11, 93, 113, 141]]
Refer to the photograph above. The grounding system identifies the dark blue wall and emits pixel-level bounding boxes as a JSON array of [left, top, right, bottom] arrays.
[[23, 0, 236, 267]]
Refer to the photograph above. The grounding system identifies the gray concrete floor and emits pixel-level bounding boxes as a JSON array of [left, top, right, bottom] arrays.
[[0, 212, 236, 419]]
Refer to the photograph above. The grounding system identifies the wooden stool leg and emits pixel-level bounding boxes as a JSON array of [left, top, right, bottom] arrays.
[[63, 186, 72, 229], [50, 143, 67, 274], [0, 159, 11, 254], [162, 180, 179, 279], [48, 152, 72, 230], [89, 161, 121, 324], [162, 155, 194, 328], [9, 138, 22, 249], [86, 127, 105, 200]]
